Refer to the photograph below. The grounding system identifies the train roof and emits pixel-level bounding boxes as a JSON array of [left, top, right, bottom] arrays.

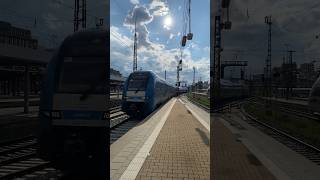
[[129, 70, 175, 88], [63, 28, 108, 42], [220, 79, 244, 86], [57, 28, 108, 57]]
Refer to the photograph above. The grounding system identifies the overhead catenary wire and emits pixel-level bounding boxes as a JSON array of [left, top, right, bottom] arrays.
[[110, 31, 131, 47]]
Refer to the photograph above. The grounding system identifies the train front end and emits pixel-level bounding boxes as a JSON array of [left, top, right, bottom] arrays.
[[122, 71, 154, 117], [37, 29, 108, 169], [309, 77, 320, 115]]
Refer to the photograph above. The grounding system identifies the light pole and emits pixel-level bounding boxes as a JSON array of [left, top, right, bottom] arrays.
[[212, 0, 232, 111]]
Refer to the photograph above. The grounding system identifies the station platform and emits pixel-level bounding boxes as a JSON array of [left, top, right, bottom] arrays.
[[110, 97, 210, 180], [110, 95, 320, 179], [211, 116, 276, 180], [0, 106, 38, 116], [216, 108, 320, 180], [0, 97, 39, 103]]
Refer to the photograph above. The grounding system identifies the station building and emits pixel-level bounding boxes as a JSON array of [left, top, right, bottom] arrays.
[[110, 68, 125, 94], [0, 21, 53, 112]]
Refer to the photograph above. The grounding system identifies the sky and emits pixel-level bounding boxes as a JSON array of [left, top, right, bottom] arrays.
[[1, 1, 318, 82], [0, 0, 107, 48], [110, 0, 210, 85], [220, 0, 320, 79]]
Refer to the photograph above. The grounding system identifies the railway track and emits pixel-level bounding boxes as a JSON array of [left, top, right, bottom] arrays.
[[0, 136, 62, 179], [248, 97, 319, 121], [185, 95, 210, 112], [109, 106, 139, 144], [240, 103, 320, 166], [186, 94, 254, 113], [0, 106, 131, 179]]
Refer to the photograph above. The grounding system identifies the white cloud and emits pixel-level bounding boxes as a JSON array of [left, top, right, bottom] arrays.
[[163, 24, 171, 30], [111, 27, 209, 83], [111, 0, 209, 83], [110, 26, 132, 48], [124, 5, 158, 50], [169, 33, 174, 39], [124, 6, 153, 26], [130, 0, 139, 5], [149, 0, 169, 16]]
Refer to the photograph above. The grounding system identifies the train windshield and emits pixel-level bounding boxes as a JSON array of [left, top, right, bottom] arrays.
[[128, 74, 149, 91], [57, 56, 106, 94]]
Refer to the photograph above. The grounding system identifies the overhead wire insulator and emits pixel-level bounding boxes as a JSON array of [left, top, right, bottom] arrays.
[[187, 33, 193, 40], [187, 0, 193, 40], [181, 35, 187, 47]]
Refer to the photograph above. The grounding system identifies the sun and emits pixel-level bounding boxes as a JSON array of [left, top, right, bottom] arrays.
[[163, 16, 173, 30]]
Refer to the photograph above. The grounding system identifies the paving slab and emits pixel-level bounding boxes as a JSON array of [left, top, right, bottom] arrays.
[[135, 100, 210, 180], [220, 108, 320, 180], [110, 98, 176, 180], [211, 114, 277, 180]]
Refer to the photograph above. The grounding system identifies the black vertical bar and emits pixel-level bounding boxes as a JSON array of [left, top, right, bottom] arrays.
[[24, 65, 29, 113]]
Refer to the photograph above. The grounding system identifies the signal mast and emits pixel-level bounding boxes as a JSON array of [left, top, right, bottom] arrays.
[[177, 0, 193, 87]]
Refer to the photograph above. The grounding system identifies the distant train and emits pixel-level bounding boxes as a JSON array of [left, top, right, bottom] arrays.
[[122, 71, 176, 117], [177, 86, 188, 94], [37, 29, 108, 169], [207, 79, 249, 101], [276, 87, 311, 98], [308, 76, 320, 115]]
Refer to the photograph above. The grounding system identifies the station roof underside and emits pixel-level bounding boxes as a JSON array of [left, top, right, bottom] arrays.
[[0, 44, 53, 66]]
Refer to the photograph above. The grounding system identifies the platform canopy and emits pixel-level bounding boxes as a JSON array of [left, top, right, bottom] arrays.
[[0, 44, 53, 66]]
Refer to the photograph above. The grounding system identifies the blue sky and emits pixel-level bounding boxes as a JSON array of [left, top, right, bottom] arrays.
[[110, 0, 210, 85]]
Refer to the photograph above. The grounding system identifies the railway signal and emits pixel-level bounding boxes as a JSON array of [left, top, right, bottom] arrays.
[[181, 0, 193, 47]]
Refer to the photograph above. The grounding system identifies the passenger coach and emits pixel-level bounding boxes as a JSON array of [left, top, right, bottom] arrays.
[[122, 71, 176, 117]]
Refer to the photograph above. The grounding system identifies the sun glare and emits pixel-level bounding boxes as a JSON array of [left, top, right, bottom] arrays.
[[163, 16, 173, 30]]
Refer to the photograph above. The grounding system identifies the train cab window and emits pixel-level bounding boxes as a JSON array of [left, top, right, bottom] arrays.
[[57, 57, 106, 94], [128, 74, 149, 91]]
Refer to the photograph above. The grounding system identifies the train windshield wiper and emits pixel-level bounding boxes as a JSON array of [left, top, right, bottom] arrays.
[[80, 82, 97, 100], [80, 72, 105, 100]]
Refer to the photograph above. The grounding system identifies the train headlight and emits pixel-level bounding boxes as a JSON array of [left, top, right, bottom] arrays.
[[51, 111, 61, 119]]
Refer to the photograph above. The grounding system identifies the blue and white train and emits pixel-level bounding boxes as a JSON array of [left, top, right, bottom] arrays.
[[207, 79, 249, 100], [309, 76, 320, 115], [37, 29, 108, 169], [122, 71, 176, 117]]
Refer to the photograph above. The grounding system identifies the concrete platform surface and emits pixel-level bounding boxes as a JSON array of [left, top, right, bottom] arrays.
[[0, 106, 39, 116], [135, 100, 210, 180], [220, 109, 320, 180], [110, 98, 176, 180], [180, 96, 209, 131], [211, 114, 277, 180]]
